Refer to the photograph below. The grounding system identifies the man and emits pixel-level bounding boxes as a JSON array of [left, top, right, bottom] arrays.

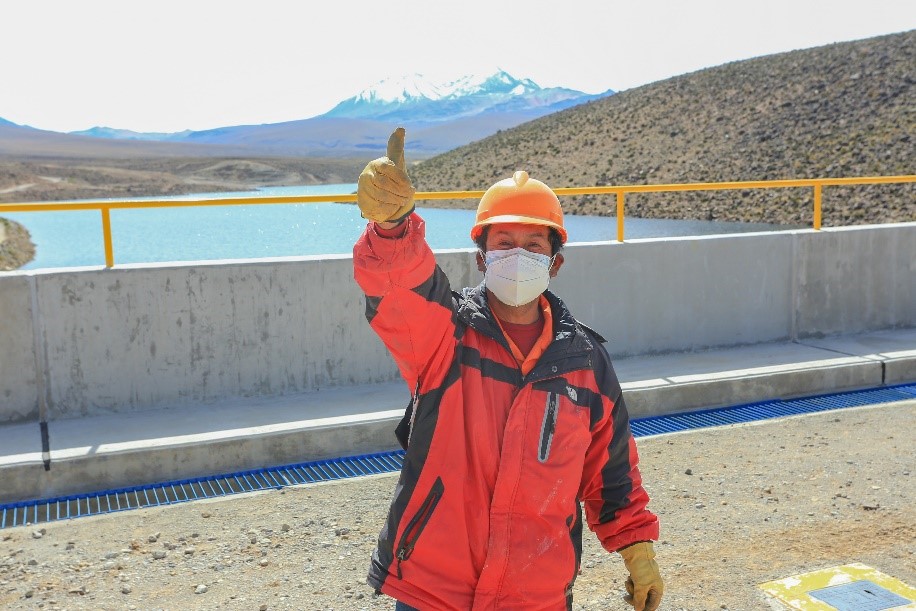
[[353, 128, 663, 611]]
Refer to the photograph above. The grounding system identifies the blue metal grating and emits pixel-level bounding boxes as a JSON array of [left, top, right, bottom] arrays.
[[1, 383, 914, 529], [630, 383, 916, 437], [1, 451, 404, 530]]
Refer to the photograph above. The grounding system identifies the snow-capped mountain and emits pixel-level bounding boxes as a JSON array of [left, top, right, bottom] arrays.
[[33, 70, 613, 157], [325, 70, 609, 122]]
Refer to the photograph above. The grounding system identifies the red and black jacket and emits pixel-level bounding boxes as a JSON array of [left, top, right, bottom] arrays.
[[354, 214, 659, 610]]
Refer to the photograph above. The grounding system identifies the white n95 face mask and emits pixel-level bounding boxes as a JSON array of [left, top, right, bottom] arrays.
[[483, 247, 554, 307]]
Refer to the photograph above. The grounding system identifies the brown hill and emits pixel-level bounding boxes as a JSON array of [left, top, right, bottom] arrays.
[[0, 217, 34, 270], [409, 30, 915, 227], [0, 123, 365, 204], [0, 156, 365, 204]]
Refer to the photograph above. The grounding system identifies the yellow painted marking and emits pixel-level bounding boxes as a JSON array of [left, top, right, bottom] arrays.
[[759, 563, 915, 610]]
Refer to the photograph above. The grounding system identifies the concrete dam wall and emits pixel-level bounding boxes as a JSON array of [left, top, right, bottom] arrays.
[[1, 222, 914, 425]]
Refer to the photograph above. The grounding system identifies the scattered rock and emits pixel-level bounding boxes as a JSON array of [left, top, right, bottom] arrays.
[[0, 402, 909, 611]]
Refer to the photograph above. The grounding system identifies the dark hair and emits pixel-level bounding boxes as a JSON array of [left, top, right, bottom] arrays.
[[474, 225, 564, 256]]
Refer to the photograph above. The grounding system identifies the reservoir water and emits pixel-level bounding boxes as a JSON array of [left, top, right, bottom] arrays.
[[6, 183, 793, 270]]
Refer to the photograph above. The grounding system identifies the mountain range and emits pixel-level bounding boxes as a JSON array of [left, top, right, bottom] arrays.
[[0, 71, 611, 158], [2, 31, 911, 229]]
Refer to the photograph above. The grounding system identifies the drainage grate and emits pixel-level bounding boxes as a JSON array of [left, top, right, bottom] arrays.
[[1, 451, 404, 530], [1, 383, 914, 529], [630, 383, 916, 437]]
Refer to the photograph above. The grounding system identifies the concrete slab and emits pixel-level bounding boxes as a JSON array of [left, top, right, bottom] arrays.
[[799, 327, 916, 384], [616, 341, 883, 417], [759, 562, 915, 610], [1, 382, 408, 503], [0, 420, 43, 468], [2, 332, 914, 504], [0, 273, 39, 424]]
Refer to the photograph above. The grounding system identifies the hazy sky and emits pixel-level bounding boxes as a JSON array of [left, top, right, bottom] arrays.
[[3, 0, 913, 133]]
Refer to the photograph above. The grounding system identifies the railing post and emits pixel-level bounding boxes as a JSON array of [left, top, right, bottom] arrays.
[[101, 207, 114, 267], [616, 191, 625, 242], [813, 183, 822, 230]]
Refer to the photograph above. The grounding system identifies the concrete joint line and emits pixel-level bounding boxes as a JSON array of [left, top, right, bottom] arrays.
[[40, 421, 51, 471], [27, 273, 52, 469], [789, 232, 799, 342]]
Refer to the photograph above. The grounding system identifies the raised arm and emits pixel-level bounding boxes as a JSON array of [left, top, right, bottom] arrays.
[[353, 129, 457, 394]]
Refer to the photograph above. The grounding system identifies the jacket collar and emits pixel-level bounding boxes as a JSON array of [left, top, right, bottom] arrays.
[[456, 283, 600, 375]]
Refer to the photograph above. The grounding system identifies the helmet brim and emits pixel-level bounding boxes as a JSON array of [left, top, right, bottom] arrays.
[[470, 214, 568, 243]]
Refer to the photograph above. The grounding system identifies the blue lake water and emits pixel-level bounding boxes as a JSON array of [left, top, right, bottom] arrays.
[[6, 183, 792, 270]]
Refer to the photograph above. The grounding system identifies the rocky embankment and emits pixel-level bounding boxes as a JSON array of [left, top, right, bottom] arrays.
[[0, 217, 34, 270]]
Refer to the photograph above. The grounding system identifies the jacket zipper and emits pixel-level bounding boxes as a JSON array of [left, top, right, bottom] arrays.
[[395, 476, 445, 578], [407, 381, 421, 447], [538, 392, 559, 462]]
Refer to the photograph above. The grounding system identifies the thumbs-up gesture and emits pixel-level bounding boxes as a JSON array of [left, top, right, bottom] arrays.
[[357, 127, 416, 223]]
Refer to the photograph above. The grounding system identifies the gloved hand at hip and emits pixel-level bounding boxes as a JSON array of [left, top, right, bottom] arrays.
[[619, 541, 663, 611], [357, 127, 415, 223]]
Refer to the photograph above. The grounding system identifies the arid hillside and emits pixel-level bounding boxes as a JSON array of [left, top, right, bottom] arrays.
[[410, 30, 914, 227], [0, 156, 364, 204], [0, 217, 34, 271]]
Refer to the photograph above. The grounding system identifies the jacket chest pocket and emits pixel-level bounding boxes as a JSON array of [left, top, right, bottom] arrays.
[[535, 388, 591, 463], [538, 392, 560, 462]]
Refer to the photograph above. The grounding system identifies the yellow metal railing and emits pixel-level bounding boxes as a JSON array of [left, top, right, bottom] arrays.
[[0, 175, 913, 268]]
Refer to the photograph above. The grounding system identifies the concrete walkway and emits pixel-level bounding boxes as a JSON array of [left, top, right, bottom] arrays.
[[2, 328, 914, 505]]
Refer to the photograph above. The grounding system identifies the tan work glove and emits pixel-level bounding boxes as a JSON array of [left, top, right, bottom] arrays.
[[619, 541, 663, 611], [357, 127, 415, 223]]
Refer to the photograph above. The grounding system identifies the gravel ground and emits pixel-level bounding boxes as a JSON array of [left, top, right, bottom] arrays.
[[2, 401, 913, 611]]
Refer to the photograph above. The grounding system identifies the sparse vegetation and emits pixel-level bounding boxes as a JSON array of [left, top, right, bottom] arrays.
[[410, 30, 915, 227], [0, 217, 35, 270], [0, 157, 365, 204]]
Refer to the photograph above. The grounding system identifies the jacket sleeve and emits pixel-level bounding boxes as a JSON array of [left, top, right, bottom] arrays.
[[579, 358, 660, 553], [352, 213, 458, 395]]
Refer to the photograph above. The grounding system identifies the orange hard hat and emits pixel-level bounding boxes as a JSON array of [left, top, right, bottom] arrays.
[[470, 171, 567, 244]]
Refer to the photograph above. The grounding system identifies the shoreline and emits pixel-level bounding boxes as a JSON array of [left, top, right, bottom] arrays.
[[0, 217, 35, 271]]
